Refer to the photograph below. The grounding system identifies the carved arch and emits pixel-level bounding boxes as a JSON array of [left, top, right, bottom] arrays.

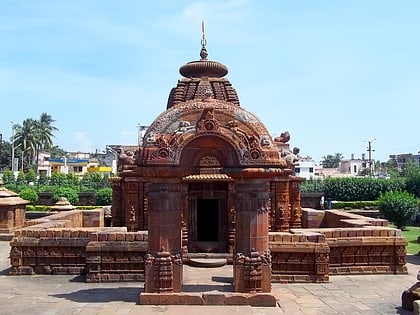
[[179, 134, 240, 168]]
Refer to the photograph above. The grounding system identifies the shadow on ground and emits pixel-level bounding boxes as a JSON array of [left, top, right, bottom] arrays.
[[182, 284, 234, 292], [0, 267, 10, 275], [51, 287, 141, 303], [395, 306, 415, 314], [406, 254, 420, 265]]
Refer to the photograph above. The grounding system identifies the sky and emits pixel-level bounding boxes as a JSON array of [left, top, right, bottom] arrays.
[[0, 0, 419, 165]]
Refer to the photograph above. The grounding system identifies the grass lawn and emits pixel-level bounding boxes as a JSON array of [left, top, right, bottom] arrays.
[[401, 226, 420, 255]]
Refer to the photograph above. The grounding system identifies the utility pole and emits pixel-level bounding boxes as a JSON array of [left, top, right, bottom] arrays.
[[10, 121, 15, 173], [366, 139, 376, 176]]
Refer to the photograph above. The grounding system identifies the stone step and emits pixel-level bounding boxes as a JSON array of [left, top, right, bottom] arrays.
[[188, 258, 227, 268]]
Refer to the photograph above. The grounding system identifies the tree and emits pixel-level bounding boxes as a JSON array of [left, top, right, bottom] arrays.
[[13, 113, 59, 172], [321, 153, 344, 168], [0, 140, 11, 171], [378, 191, 419, 230], [36, 112, 58, 150], [49, 145, 67, 158], [14, 118, 37, 163]]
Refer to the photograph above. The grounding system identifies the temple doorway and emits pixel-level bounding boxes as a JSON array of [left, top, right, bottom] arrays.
[[197, 198, 219, 242], [187, 182, 229, 253]]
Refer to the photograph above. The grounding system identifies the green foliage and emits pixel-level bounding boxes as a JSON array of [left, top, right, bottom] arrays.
[[323, 177, 405, 201], [378, 191, 419, 230], [300, 178, 325, 193], [406, 173, 420, 198], [80, 172, 110, 191], [66, 172, 80, 187], [38, 171, 49, 185], [321, 153, 344, 168], [50, 171, 67, 186], [95, 187, 113, 206], [16, 170, 26, 186], [25, 205, 51, 212], [76, 206, 101, 210], [25, 168, 36, 183], [51, 187, 79, 205], [19, 187, 39, 205], [400, 226, 420, 254], [402, 158, 420, 178], [1, 169, 15, 184], [330, 200, 378, 209]]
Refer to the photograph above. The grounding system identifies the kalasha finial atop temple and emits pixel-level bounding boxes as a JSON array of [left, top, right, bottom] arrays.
[[179, 21, 228, 78], [200, 20, 208, 60]]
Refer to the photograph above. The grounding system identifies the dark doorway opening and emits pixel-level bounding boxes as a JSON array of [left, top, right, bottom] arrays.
[[197, 198, 219, 242]]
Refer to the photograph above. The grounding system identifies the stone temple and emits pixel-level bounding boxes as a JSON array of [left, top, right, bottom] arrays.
[[7, 32, 408, 307]]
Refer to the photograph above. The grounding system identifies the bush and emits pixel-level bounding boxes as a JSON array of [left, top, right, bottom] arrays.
[[26, 205, 51, 212], [19, 188, 39, 205], [406, 174, 420, 198], [300, 179, 325, 193], [1, 169, 15, 185], [51, 187, 79, 205], [96, 188, 113, 206], [331, 200, 378, 209], [323, 177, 405, 201], [378, 191, 419, 230]]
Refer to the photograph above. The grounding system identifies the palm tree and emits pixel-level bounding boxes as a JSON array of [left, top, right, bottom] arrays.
[[34, 113, 59, 173], [14, 119, 37, 169], [321, 153, 344, 168], [37, 112, 58, 150], [14, 113, 59, 172]]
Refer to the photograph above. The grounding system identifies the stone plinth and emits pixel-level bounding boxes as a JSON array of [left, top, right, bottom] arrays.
[[139, 292, 277, 306], [0, 187, 28, 233]]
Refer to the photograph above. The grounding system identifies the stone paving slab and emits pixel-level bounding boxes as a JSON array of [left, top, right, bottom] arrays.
[[0, 240, 418, 314]]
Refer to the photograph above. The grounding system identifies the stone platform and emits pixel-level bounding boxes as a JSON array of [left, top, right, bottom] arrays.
[[139, 292, 277, 306], [189, 258, 227, 268]]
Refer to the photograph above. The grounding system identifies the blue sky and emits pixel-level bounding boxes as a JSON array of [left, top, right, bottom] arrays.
[[1, 0, 419, 164]]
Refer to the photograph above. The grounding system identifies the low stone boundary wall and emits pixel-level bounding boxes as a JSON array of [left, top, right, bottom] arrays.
[[291, 227, 408, 275], [85, 231, 148, 282], [269, 232, 330, 283], [10, 228, 96, 275], [302, 208, 388, 229]]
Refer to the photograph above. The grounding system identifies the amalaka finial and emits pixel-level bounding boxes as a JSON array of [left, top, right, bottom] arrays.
[[200, 20, 208, 60]]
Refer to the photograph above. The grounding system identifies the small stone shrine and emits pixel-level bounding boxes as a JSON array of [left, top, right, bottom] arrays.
[[110, 27, 302, 299], [0, 187, 28, 234]]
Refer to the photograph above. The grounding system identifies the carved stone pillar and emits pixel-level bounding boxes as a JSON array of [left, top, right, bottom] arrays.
[[234, 180, 271, 293], [272, 181, 290, 232], [144, 183, 185, 293], [289, 178, 303, 228], [109, 177, 123, 227], [227, 182, 236, 254]]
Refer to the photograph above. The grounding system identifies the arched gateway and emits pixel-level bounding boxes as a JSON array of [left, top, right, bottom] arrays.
[[110, 34, 303, 295]]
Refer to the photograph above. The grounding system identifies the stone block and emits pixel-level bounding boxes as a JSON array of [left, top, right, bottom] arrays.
[[98, 233, 108, 241], [248, 293, 277, 307], [224, 293, 249, 305], [107, 233, 116, 241], [116, 232, 125, 241], [203, 293, 226, 305], [126, 233, 135, 242]]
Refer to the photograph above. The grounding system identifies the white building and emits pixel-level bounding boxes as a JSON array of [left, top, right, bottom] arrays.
[[295, 157, 316, 180], [338, 154, 372, 176]]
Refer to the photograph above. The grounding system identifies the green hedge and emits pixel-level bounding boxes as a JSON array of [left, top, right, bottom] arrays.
[[26, 205, 102, 212], [330, 200, 378, 209], [323, 177, 405, 201]]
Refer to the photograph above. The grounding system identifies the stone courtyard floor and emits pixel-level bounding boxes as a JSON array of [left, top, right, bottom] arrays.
[[0, 240, 418, 314]]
